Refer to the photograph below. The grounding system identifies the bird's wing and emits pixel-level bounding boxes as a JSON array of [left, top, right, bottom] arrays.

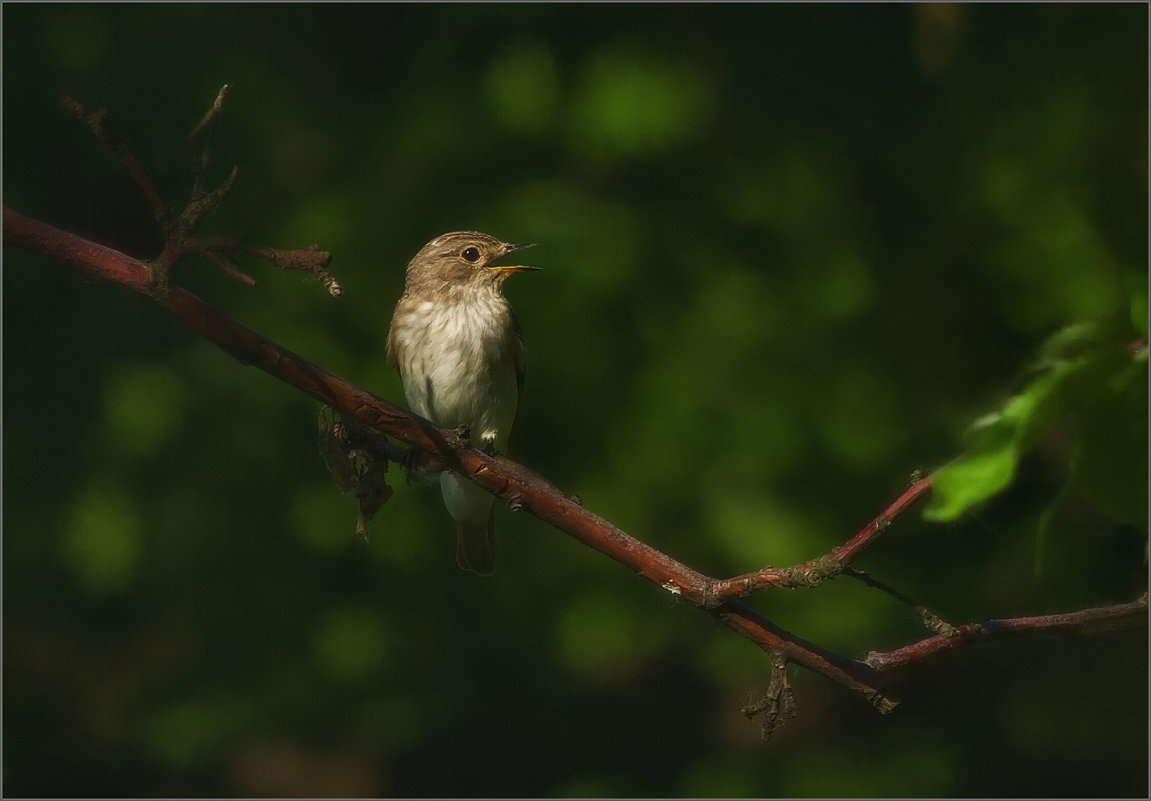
[[385, 309, 401, 370], [510, 308, 528, 394]]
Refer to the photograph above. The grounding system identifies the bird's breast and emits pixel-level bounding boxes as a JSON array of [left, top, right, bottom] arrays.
[[391, 294, 520, 447]]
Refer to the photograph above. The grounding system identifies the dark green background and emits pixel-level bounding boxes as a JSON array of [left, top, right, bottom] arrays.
[[4, 4, 1147, 797]]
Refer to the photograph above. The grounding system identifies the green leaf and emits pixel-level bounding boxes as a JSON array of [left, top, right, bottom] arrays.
[[926, 322, 1141, 522], [924, 424, 1020, 522]]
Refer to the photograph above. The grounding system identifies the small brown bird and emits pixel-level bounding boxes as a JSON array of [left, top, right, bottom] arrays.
[[386, 231, 539, 575]]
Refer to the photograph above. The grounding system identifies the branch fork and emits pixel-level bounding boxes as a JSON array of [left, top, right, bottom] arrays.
[[6, 89, 1145, 741], [60, 87, 340, 298]]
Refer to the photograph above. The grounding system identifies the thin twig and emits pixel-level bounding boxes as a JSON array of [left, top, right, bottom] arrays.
[[185, 84, 230, 148], [187, 86, 230, 201], [9, 94, 1148, 721], [8, 207, 1147, 714], [1, 206, 897, 711], [707, 474, 935, 603], [204, 251, 257, 286], [60, 96, 173, 230], [842, 566, 958, 637], [863, 594, 1149, 672], [191, 238, 341, 296]]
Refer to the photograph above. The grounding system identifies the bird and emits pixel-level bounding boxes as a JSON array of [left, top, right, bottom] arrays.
[[386, 231, 539, 575]]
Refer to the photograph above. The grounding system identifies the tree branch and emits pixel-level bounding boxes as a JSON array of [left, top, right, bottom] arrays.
[[13, 204, 1143, 722], [8, 204, 1145, 727], [864, 594, 1149, 671], [707, 473, 935, 602], [2, 205, 896, 711], [6, 90, 1145, 735], [60, 95, 173, 231]]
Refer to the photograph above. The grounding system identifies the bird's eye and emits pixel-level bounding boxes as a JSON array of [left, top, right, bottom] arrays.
[[461, 246, 481, 263]]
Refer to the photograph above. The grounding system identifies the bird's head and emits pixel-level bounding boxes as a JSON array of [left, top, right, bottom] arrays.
[[406, 231, 539, 291]]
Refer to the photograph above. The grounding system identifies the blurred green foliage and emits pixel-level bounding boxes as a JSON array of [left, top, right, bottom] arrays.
[[927, 321, 1148, 526], [4, 4, 1147, 797]]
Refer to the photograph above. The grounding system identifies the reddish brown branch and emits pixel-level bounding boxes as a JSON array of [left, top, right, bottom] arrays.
[[2, 206, 895, 711], [831, 474, 935, 563], [863, 595, 1149, 672], [5, 207, 156, 291], [12, 90, 1146, 738], [7, 207, 1145, 720], [61, 91, 256, 292], [708, 474, 935, 602], [720, 600, 896, 713]]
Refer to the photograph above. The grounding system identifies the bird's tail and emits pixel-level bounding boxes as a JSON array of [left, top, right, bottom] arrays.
[[442, 472, 498, 575], [456, 512, 497, 576]]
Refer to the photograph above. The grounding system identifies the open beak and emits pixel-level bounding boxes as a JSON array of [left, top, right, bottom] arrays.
[[487, 241, 541, 273]]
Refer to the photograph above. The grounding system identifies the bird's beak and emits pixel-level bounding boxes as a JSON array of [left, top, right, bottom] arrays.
[[487, 242, 540, 273], [487, 264, 541, 273]]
